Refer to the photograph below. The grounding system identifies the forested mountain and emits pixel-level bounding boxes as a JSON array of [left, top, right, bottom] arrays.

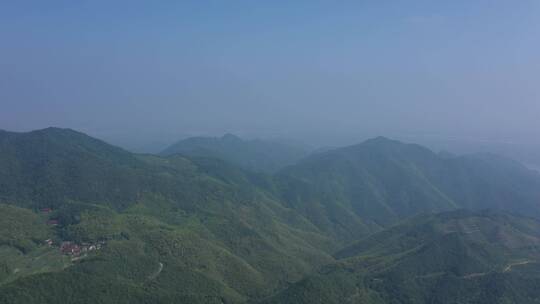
[[0, 128, 333, 303], [1, 128, 540, 303], [264, 210, 540, 304], [161, 134, 309, 173], [275, 137, 540, 243]]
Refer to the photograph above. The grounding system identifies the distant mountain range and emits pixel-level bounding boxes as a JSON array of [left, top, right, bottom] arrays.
[[160, 134, 310, 173], [1, 128, 540, 303]]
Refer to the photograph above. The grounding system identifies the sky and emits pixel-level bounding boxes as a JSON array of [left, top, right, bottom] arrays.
[[1, 1, 539, 154]]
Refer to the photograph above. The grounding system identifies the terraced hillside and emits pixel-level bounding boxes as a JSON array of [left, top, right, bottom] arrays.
[[263, 210, 540, 304]]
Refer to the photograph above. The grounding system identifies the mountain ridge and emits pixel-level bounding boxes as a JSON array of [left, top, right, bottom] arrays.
[[274, 136, 540, 243]]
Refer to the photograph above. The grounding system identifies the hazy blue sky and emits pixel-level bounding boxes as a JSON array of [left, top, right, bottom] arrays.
[[1, 1, 539, 150]]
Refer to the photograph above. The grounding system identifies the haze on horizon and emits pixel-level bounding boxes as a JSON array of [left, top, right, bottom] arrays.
[[1, 1, 539, 161]]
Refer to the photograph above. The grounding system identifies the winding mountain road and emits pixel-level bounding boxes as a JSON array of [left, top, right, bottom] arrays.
[[503, 260, 531, 273], [148, 262, 164, 280]]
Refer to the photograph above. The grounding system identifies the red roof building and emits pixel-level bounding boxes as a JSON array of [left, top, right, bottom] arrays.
[[60, 242, 81, 255], [47, 219, 59, 226]]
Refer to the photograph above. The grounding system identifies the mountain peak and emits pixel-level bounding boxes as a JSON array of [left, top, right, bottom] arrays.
[[362, 136, 401, 145], [221, 133, 242, 142], [161, 133, 308, 173], [1, 127, 79, 137], [36, 127, 85, 136], [41, 126, 72, 132]]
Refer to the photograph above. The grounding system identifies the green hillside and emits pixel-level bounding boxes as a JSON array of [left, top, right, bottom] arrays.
[[263, 210, 540, 304], [0, 204, 70, 286], [0, 128, 333, 303], [161, 134, 309, 173]]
